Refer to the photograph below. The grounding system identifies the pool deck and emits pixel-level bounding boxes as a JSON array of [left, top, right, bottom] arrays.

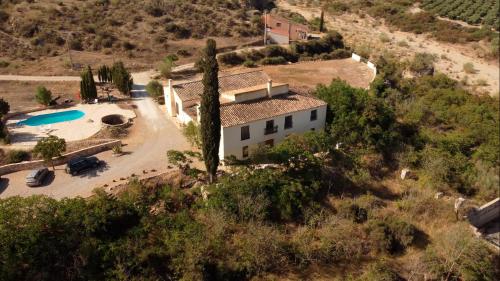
[[6, 103, 136, 146]]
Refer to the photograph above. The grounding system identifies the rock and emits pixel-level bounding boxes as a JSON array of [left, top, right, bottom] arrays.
[[455, 197, 466, 212], [434, 192, 444, 199], [400, 168, 410, 180]]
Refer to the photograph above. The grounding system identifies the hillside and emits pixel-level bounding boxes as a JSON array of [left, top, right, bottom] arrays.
[[0, 0, 263, 74]]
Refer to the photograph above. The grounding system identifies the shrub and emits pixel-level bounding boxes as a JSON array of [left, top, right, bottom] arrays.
[[463, 62, 475, 74], [145, 80, 163, 100], [218, 52, 245, 66], [243, 60, 256, 68], [409, 53, 436, 76], [260, 56, 287, 65], [166, 150, 187, 166], [182, 121, 201, 149], [261, 45, 298, 62], [35, 86, 52, 106], [379, 32, 391, 43], [358, 260, 401, 281], [6, 150, 30, 163], [0, 60, 9, 68], [366, 217, 416, 254], [330, 49, 351, 59]]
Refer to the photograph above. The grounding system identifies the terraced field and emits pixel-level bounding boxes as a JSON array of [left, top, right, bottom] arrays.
[[421, 0, 499, 29]]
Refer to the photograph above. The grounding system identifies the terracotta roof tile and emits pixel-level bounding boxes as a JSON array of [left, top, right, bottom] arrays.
[[173, 70, 270, 103], [220, 93, 326, 127]]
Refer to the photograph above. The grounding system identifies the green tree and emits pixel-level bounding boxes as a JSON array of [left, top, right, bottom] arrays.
[[35, 86, 52, 106], [158, 54, 178, 79], [145, 80, 163, 100], [111, 61, 133, 96], [33, 135, 66, 170], [97, 65, 112, 83], [199, 39, 221, 183], [182, 121, 201, 149], [315, 79, 399, 153], [80, 66, 97, 102], [0, 98, 9, 116], [319, 9, 325, 32]]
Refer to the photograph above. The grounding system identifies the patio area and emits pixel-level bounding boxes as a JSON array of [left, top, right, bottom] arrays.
[[6, 103, 136, 146]]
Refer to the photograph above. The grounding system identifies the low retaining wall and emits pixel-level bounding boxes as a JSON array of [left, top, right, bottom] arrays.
[[352, 53, 377, 77], [468, 198, 500, 228], [0, 140, 121, 175]]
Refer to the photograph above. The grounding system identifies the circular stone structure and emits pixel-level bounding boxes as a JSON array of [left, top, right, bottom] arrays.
[[101, 114, 129, 128]]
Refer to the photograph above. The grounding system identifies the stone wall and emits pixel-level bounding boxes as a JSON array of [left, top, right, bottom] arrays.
[[0, 140, 121, 175]]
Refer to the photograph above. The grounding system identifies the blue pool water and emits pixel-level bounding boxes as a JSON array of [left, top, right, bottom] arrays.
[[18, 110, 85, 126]]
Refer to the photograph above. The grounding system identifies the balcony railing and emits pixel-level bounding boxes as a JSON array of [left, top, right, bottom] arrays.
[[264, 126, 278, 135]]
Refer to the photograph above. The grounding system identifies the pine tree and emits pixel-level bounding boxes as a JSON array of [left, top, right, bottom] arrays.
[[80, 66, 97, 102], [199, 39, 221, 183]]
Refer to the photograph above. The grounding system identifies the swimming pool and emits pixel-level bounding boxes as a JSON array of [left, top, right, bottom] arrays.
[[18, 110, 85, 126]]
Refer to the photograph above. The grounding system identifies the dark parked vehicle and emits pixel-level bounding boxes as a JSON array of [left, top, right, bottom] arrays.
[[26, 167, 49, 187], [66, 156, 101, 176]]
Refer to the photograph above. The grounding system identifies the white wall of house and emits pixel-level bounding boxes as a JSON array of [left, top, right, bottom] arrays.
[[219, 105, 327, 160], [172, 93, 193, 124]]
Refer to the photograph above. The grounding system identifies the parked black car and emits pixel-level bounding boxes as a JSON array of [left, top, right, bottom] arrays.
[[26, 167, 49, 187], [66, 156, 101, 176]]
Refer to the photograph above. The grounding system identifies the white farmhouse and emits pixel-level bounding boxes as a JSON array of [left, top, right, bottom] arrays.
[[163, 70, 327, 160]]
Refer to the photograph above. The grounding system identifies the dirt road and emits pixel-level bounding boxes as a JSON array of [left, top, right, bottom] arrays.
[[278, 0, 499, 96]]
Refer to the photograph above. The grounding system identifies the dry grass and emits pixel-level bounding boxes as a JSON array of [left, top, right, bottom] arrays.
[[261, 58, 375, 89], [0, 81, 79, 112]]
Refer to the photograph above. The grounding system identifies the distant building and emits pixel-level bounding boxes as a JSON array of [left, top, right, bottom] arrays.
[[163, 70, 327, 160], [263, 13, 309, 44]]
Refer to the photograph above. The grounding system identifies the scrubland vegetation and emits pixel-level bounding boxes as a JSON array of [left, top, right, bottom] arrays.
[[306, 0, 498, 57], [1, 48, 498, 280], [0, 0, 268, 66], [218, 31, 350, 67]]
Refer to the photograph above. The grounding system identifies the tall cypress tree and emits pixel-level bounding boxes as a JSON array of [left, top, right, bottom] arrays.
[[199, 39, 221, 183], [319, 9, 325, 32], [80, 66, 97, 102]]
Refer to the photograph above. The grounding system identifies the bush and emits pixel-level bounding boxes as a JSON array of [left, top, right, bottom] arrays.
[[182, 121, 201, 149], [330, 48, 351, 59], [366, 217, 416, 254], [35, 86, 52, 106], [260, 56, 287, 65], [261, 45, 298, 62], [463, 62, 475, 74], [358, 261, 401, 281], [218, 52, 245, 66], [0, 60, 9, 68], [243, 60, 256, 68], [145, 80, 163, 100], [6, 150, 30, 163]]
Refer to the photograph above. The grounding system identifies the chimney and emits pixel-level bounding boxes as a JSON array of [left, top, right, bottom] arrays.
[[267, 79, 273, 98]]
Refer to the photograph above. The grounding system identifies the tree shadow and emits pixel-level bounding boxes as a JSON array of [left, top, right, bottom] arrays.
[[38, 171, 55, 187], [77, 161, 110, 179], [0, 178, 9, 194], [413, 228, 431, 250]]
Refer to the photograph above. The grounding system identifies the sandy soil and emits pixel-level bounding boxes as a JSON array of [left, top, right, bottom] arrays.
[[0, 36, 260, 76], [0, 81, 79, 112], [262, 58, 375, 90], [278, 0, 499, 96]]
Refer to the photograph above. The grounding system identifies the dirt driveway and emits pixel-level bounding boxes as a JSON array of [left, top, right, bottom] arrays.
[[0, 84, 192, 199]]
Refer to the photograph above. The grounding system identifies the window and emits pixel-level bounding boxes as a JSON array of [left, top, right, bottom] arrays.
[[276, 22, 282, 27], [264, 120, 277, 135], [241, 126, 250, 140], [242, 146, 249, 158], [175, 102, 180, 115], [284, 115, 293, 129], [310, 109, 317, 121]]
